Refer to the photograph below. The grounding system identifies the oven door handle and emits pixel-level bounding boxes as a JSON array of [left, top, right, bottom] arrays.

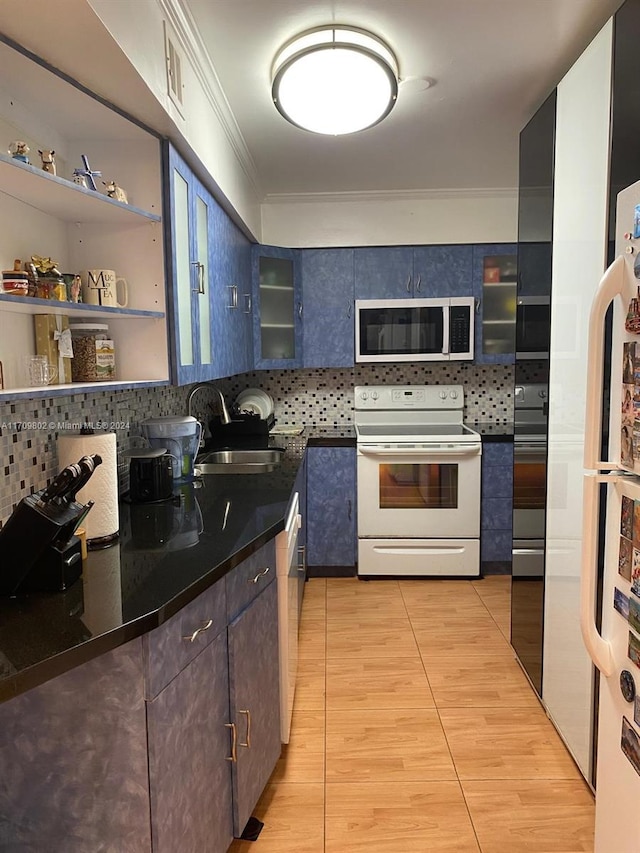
[[357, 444, 481, 457]]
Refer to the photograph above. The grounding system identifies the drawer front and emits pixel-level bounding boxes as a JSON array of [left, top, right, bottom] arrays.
[[226, 539, 277, 622], [144, 579, 227, 699]]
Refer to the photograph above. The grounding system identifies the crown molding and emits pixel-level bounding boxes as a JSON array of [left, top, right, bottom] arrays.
[[263, 186, 519, 205], [156, 0, 263, 198]]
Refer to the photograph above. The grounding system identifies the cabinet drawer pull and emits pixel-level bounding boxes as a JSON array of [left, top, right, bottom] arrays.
[[247, 566, 270, 584], [297, 545, 306, 572], [406, 274, 412, 292], [227, 284, 238, 309], [182, 618, 213, 642], [239, 709, 252, 748], [414, 274, 421, 293], [225, 722, 237, 762], [347, 498, 352, 521], [298, 302, 303, 318], [244, 293, 252, 313]]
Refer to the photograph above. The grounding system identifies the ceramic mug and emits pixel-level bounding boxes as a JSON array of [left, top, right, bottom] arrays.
[[23, 355, 57, 386], [81, 269, 128, 308]]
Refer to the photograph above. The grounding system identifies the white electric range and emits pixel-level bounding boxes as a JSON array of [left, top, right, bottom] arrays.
[[354, 384, 482, 577]]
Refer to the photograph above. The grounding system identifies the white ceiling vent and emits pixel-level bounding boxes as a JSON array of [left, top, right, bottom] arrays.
[[164, 21, 185, 115]]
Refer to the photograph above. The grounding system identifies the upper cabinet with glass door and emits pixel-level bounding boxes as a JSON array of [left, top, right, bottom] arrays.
[[473, 244, 517, 364], [0, 37, 168, 399], [166, 144, 214, 385], [252, 245, 302, 369]]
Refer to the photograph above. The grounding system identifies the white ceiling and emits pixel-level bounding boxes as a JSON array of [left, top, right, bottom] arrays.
[[183, 0, 622, 198]]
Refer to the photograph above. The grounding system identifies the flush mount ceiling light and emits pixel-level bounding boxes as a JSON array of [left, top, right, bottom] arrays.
[[271, 26, 399, 135]]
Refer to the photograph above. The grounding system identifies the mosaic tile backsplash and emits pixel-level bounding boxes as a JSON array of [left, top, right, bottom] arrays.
[[0, 363, 514, 526]]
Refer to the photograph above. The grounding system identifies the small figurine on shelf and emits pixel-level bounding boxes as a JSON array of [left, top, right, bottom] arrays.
[[65, 273, 82, 303], [8, 140, 30, 164], [72, 154, 101, 191], [102, 180, 128, 204], [38, 149, 56, 175]]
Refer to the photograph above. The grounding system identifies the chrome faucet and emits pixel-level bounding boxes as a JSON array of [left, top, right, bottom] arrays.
[[187, 382, 232, 427]]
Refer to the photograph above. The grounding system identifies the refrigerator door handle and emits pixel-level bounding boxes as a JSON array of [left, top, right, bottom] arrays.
[[584, 254, 626, 470], [580, 473, 615, 676]]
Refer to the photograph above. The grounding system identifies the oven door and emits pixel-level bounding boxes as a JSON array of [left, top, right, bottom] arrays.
[[357, 442, 481, 538], [512, 439, 547, 542]]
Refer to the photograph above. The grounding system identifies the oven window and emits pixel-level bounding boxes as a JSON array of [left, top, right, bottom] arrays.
[[513, 460, 546, 509], [379, 463, 458, 509]]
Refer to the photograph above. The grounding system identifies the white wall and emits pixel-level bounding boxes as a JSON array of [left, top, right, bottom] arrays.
[[261, 189, 518, 247]]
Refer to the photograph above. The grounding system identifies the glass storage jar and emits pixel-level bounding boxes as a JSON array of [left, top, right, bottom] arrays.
[[70, 322, 116, 381]]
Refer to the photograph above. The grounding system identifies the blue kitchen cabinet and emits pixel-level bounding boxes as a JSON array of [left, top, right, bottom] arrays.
[[0, 640, 152, 851], [411, 245, 473, 297], [227, 579, 281, 836], [302, 248, 355, 367], [167, 144, 217, 385], [473, 244, 517, 364], [306, 446, 356, 570], [147, 633, 233, 853], [481, 440, 514, 564], [252, 244, 303, 368], [354, 246, 414, 298], [354, 244, 473, 300], [167, 143, 253, 384], [212, 211, 253, 377]]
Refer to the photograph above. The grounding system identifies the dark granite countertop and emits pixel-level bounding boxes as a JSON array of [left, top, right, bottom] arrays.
[[0, 440, 305, 703]]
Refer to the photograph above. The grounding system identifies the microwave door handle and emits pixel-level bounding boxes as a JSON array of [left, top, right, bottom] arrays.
[[442, 306, 450, 354]]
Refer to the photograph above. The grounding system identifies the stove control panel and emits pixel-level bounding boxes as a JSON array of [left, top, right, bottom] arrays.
[[354, 385, 464, 410]]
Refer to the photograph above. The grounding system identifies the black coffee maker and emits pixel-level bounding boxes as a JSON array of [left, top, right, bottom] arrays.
[[0, 455, 101, 595], [127, 448, 173, 503]]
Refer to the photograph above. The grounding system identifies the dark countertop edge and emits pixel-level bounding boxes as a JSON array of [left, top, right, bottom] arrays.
[[307, 436, 356, 447], [480, 432, 514, 443], [0, 517, 287, 705]]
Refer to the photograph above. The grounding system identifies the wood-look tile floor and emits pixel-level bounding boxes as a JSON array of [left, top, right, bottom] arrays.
[[229, 576, 595, 853]]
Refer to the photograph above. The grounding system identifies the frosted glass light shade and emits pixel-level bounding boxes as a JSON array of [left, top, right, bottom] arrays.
[[272, 27, 398, 135]]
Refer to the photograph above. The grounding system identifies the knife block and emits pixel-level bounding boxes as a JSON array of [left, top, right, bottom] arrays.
[[0, 492, 88, 595]]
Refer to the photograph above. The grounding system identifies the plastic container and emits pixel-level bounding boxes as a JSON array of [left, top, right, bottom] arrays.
[[69, 322, 116, 382], [140, 415, 202, 480]]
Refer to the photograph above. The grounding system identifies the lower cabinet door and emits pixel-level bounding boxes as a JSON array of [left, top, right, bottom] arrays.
[[228, 580, 281, 836], [147, 634, 233, 853], [307, 446, 356, 567]]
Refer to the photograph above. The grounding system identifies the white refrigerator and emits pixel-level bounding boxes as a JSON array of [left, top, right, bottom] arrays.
[[582, 179, 640, 852]]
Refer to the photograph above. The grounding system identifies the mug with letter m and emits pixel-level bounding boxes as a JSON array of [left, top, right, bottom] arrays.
[[81, 269, 128, 308]]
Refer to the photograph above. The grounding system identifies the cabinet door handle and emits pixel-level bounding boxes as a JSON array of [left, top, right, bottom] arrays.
[[298, 302, 303, 318], [297, 544, 306, 572], [225, 722, 237, 762], [475, 297, 481, 314], [347, 499, 352, 521], [182, 618, 213, 642], [414, 274, 421, 293], [406, 274, 412, 293], [191, 261, 205, 294], [247, 566, 270, 584], [227, 284, 238, 309], [239, 709, 252, 748], [244, 293, 252, 313], [347, 301, 352, 319]]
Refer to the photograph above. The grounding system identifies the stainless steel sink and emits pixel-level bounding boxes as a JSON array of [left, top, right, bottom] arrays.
[[195, 448, 284, 474]]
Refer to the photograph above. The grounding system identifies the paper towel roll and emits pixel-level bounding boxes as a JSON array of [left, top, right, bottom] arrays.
[[57, 431, 119, 544]]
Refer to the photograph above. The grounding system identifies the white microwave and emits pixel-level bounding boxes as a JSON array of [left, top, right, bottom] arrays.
[[355, 297, 474, 363]]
